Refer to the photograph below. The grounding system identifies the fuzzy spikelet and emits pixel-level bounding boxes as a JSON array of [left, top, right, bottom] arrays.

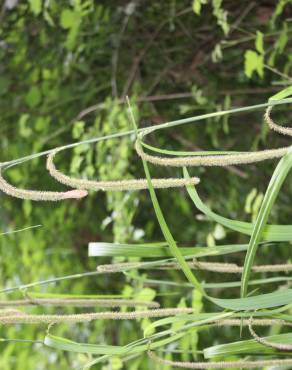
[[248, 317, 292, 351], [214, 319, 292, 327], [46, 149, 200, 191], [97, 260, 292, 274], [0, 298, 160, 308], [97, 262, 145, 273], [135, 140, 289, 167], [148, 350, 292, 369], [265, 105, 292, 137], [190, 260, 292, 273], [0, 168, 88, 201], [0, 308, 194, 324]]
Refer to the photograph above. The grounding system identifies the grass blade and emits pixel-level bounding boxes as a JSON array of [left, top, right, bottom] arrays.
[[204, 333, 292, 359], [209, 288, 292, 310], [88, 241, 252, 258], [184, 168, 292, 241], [127, 97, 204, 294], [241, 147, 292, 297]]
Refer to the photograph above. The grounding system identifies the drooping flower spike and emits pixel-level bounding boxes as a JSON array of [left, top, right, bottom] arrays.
[[46, 148, 200, 192], [135, 132, 290, 168], [264, 104, 292, 137], [148, 350, 292, 369], [0, 167, 87, 201]]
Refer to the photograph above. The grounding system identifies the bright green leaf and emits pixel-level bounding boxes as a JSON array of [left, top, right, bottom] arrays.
[[19, 114, 32, 138], [244, 49, 264, 78], [60, 9, 79, 29], [255, 30, 264, 54], [28, 0, 42, 16], [25, 86, 41, 108], [192, 0, 202, 14]]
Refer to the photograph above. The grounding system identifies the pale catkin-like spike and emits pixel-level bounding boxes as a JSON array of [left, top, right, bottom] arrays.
[[0, 168, 88, 201], [0, 310, 289, 329], [0, 308, 194, 324], [214, 319, 292, 327], [265, 105, 292, 137], [0, 298, 160, 308], [148, 350, 292, 369], [97, 262, 144, 273], [190, 260, 292, 273], [248, 317, 292, 351], [0, 309, 24, 316], [97, 260, 292, 274], [46, 150, 200, 191], [135, 140, 289, 167]]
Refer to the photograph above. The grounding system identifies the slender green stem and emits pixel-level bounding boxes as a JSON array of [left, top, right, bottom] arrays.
[[0, 271, 100, 294], [241, 147, 292, 297], [2, 98, 292, 170]]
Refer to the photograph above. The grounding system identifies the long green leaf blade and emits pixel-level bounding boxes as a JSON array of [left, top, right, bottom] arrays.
[[241, 147, 292, 297], [209, 288, 292, 310], [204, 333, 292, 359], [184, 168, 292, 241], [88, 242, 251, 258]]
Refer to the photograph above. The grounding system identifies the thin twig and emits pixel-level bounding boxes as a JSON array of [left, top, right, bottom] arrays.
[[0, 271, 101, 294]]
